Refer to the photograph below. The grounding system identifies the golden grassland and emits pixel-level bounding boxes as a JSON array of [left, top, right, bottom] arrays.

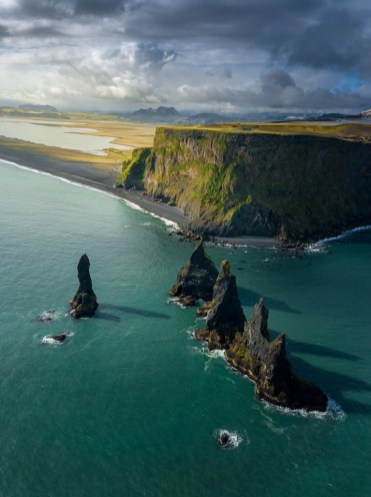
[[166, 121, 371, 141], [1, 107, 370, 176], [0, 111, 157, 171]]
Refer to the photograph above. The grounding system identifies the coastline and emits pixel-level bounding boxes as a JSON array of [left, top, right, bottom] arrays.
[[0, 145, 278, 248]]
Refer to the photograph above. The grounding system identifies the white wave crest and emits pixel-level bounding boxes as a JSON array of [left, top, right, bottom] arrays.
[[122, 199, 180, 231], [2, 159, 118, 199], [207, 349, 225, 360], [167, 297, 187, 309], [307, 225, 371, 253], [261, 396, 345, 420], [42, 332, 73, 345]]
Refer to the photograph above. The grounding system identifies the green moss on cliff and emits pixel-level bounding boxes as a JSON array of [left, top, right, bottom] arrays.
[[117, 147, 151, 189], [120, 126, 371, 241]]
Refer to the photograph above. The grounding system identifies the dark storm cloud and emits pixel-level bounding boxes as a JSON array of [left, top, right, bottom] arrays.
[[0, 25, 10, 39], [74, 0, 126, 16], [12, 0, 72, 20], [2, 0, 128, 20], [133, 42, 177, 71], [124, 0, 371, 75], [179, 68, 370, 111], [289, 8, 371, 74]]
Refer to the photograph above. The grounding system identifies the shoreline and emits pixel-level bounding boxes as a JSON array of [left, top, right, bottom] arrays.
[[1, 147, 369, 249], [0, 146, 277, 248]]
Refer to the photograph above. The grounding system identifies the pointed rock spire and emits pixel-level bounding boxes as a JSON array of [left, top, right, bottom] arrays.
[[70, 254, 98, 319], [169, 238, 218, 306], [226, 298, 328, 412], [195, 260, 246, 349]]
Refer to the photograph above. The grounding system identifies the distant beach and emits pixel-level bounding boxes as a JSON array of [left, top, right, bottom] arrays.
[[0, 145, 277, 248]]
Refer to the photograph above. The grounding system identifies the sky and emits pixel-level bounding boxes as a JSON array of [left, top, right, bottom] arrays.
[[0, 0, 370, 114]]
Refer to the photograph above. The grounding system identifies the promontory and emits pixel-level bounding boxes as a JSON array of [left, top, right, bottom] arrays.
[[118, 123, 371, 245]]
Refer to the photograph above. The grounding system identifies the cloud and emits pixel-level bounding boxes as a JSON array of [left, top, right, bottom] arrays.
[[206, 68, 233, 79], [0, 0, 370, 112], [74, 0, 126, 16], [178, 68, 369, 112], [0, 25, 10, 39]]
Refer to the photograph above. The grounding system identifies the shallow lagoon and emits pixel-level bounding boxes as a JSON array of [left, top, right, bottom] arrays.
[[0, 118, 132, 155]]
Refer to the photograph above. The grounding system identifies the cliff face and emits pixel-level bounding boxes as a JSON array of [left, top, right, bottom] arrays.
[[120, 127, 371, 242]]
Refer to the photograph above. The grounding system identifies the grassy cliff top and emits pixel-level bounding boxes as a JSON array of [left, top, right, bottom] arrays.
[[163, 121, 371, 142]]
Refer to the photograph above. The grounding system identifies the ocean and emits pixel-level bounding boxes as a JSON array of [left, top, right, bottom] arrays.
[[0, 159, 370, 497]]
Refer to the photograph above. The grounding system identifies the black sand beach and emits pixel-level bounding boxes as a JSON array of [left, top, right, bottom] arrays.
[[0, 146, 277, 248]]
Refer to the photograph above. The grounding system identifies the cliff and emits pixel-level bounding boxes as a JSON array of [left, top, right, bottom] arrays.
[[119, 126, 371, 243]]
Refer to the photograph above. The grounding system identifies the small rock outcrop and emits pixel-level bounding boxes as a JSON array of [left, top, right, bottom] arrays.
[[70, 254, 98, 319], [42, 333, 68, 345], [218, 430, 231, 447], [195, 260, 246, 349], [226, 299, 328, 412], [168, 238, 218, 306]]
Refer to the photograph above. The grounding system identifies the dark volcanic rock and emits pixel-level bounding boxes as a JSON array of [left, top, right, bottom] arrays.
[[42, 333, 69, 345], [70, 254, 98, 319], [169, 238, 218, 306], [218, 430, 231, 447], [195, 260, 246, 349], [35, 310, 56, 323], [226, 298, 328, 412]]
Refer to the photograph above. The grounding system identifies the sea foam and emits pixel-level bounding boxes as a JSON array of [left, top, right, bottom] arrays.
[[215, 429, 244, 449], [261, 397, 346, 421], [306, 225, 371, 253]]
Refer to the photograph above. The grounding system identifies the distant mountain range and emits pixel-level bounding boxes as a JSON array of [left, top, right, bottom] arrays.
[[0, 103, 369, 124], [118, 106, 238, 124], [17, 104, 58, 112], [117, 106, 371, 125]]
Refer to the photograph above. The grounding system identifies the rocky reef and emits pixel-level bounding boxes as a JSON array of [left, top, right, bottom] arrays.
[[194, 260, 327, 412], [195, 260, 245, 348], [119, 126, 371, 244], [70, 254, 98, 319], [169, 238, 218, 306], [226, 299, 328, 411]]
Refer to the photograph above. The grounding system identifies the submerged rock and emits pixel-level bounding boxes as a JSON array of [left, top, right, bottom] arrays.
[[42, 333, 69, 345], [226, 299, 328, 412], [195, 260, 246, 349], [35, 310, 56, 323], [218, 430, 231, 447], [168, 238, 218, 306], [70, 254, 98, 319]]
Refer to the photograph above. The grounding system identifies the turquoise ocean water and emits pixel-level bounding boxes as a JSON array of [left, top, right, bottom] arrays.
[[0, 159, 370, 497]]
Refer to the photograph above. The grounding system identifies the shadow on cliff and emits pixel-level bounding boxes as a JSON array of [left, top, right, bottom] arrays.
[[238, 287, 301, 315], [98, 303, 170, 319]]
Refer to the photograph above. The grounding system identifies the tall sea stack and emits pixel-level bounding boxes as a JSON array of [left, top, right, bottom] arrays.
[[70, 254, 98, 319], [169, 238, 218, 306], [226, 299, 328, 412], [195, 260, 246, 349]]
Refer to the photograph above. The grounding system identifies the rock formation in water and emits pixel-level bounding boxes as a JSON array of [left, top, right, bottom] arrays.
[[42, 333, 68, 345], [225, 298, 328, 412], [70, 254, 98, 319], [195, 260, 246, 349], [168, 238, 218, 306]]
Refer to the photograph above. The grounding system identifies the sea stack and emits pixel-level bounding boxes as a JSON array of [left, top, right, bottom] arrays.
[[226, 299, 328, 412], [70, 254, 98, 319], [169, 238, 218, 306], [195, 260, 246, 349]]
